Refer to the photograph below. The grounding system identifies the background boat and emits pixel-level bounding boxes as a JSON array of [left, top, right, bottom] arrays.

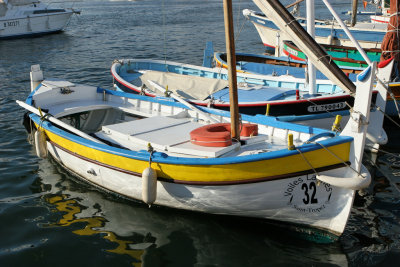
[[112, 58, 362, 117], [0, 0, 79, 39], [282, 40, 381, 68], [213, 50, 364, 77], [243, 7, 386, 54]]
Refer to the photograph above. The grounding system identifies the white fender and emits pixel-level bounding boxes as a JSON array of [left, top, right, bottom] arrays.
[[317, 164, 371, 190], [34, 128, 47, 159], [142, 167, 157, 207]]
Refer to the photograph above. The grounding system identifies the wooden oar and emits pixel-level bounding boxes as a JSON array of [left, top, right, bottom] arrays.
[[147, 80, 225, 123], [16, 100, 104, 144]]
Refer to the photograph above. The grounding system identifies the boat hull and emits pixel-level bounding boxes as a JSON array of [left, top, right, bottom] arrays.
[[282, 41, 381, 68], [112, 59, 375, 117], [46, 136, 354, 241], [243, 9, 384, 50], [0, 11, 74, 39]]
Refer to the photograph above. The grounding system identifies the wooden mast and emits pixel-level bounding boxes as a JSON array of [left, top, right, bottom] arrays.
[[222, 0, 240, 140], [350, 0, 358, 26]]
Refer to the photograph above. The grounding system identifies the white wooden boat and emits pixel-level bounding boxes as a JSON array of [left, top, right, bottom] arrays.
[[243, 8, 386, 53], [0, 0, 79, 39], [16, 0, 392, 243], [18, 61, 376, 242]]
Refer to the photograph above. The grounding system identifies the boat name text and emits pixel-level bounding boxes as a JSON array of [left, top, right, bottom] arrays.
[[307, 102, 346, 113], [284, 175, 332, 213], [4, 20, 20, 27], [285, 46, 298, 57]]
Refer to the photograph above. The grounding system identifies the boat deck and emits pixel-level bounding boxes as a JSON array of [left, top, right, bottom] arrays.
[[95, 116, 276, 158]]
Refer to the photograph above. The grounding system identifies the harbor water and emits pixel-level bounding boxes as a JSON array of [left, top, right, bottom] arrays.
[[1, 0, 400, 265]]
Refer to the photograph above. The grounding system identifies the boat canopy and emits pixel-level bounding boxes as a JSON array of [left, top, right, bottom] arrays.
[[139, 70, 229, 100]]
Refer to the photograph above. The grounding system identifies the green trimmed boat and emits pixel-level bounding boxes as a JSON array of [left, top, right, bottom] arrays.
[[283, 40, 382, 68]]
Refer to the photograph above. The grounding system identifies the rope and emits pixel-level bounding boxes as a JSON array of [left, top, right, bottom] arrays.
[[286, 18, 297, 26], [147, 143, 154, 168], [235, 17, 247, 42], [364, 145, 400, 160], [372, 103, 400, 127], [381, 50, 400, 53], [161, 0, 168, 69], [311, 140, 366, 178], [364, 156, 400, 194], [317, 53, 333, 62], [295, 148, 319, 176]]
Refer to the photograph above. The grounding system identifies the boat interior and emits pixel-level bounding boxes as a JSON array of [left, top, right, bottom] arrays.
[[33, 81, 317, 159]]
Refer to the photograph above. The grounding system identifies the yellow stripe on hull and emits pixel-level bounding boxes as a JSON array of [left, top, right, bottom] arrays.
[[46, 130, 350, 183]]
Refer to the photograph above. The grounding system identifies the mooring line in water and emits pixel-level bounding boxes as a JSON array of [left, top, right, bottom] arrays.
[[364, 155, 400, 194], [364, 145, 400, 160], [372, 103, 400, 128]]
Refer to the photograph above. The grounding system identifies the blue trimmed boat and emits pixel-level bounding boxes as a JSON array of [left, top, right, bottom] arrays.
[[213, 51, 363, 78], [18, 61, 375, 242], [16, 0, 393, 243], [111, 58, 362, 117], [243, 8, 385, 53]]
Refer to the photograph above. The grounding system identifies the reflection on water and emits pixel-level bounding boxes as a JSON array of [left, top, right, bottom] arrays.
[[29, 143, 400, 266], [340, 147, 400, 266], [44, 194, 145, 266], [34, 157, 350, 266]]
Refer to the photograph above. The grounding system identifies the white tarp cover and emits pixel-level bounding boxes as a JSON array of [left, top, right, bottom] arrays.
[[140, 71, 229, 100]]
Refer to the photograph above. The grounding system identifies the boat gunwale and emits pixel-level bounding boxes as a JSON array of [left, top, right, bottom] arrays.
[[245, 8, 387, 34], [111, 59, 355, 106], [26, 84, 353, 166]]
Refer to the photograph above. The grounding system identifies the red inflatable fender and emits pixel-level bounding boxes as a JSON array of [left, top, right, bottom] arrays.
[[190, 123, 258, 147]]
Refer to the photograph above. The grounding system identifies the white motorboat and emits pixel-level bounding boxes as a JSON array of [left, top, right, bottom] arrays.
[[0, 0, 79, 39]]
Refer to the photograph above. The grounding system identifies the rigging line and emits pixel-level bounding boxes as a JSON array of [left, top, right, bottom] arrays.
[[312, 141, 365, 177], [364, 145, 400, 159], [364, 156, 400, 194], [162, 0, 168, 70], [236, 0, 241, 35], [295, 148, 319, 175], [234, 0, 246, 42], [235, 17, 247, 42], [372, 103, 400, 128]]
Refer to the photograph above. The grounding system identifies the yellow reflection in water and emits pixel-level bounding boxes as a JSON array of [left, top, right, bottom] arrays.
[[46, 195, 145, 267]]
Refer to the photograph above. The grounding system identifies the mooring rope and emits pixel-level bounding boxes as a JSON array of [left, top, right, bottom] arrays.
[[364, 156, 400, 194], [295, 148, 319, 176], [310, 140, 366, 178], [372, 103, 400, 128], [162, 0, 168, 71]]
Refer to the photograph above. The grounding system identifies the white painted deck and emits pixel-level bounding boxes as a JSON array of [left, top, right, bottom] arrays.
[[96, 116, 242, 158]]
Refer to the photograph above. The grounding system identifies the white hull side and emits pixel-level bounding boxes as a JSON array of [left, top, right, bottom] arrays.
[[0, 12, 73, 38], [251, 21, 382, 50], [47, 141, 355, 236]]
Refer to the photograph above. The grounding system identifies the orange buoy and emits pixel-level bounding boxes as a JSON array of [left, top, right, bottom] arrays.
[[190, 123, 258, 147]]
